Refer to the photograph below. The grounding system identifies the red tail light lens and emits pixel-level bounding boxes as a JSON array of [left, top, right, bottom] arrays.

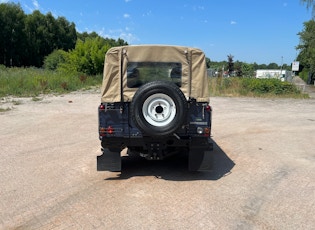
[[99, 126, 115, 136], [205, 105, 211, 111], [99, 104, 105, 110], [107, 126, 114, 134]]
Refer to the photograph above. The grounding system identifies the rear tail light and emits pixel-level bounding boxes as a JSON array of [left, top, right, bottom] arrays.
[[196, 127, 211, 136], [205, 105, 211, 111], [99, 104, 105, 110], [107, 126, 114, 134], [204, 127, 211, 136], [99, 126, 115, 136]]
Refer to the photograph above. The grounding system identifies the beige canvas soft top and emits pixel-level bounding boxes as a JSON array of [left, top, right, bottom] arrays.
[[101, 45, 209, 103]]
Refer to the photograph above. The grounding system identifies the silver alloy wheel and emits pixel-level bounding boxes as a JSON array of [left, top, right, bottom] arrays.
[[142, 93, 176, 127]]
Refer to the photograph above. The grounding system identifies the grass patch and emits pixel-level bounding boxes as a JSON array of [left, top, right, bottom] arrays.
[[32, 97, 43, 102], [209, 77, 308, 98], [0, 67, 102, 97], [0, 107, 11, 112]]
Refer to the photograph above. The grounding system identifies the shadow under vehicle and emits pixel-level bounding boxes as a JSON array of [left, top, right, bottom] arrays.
[[104, 140, 234, 181]]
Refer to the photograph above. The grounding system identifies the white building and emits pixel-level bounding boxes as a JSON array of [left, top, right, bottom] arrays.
[[255, 69, 293, 82]]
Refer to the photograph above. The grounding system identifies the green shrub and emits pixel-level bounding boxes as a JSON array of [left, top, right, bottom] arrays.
[[58, 37, 111, 75], [241, 78, 300, 95], [43, 50, 68, 70], [209, 77, 305, 98]]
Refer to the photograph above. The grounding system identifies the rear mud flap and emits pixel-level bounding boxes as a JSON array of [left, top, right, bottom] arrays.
[[97, 148, 121, 172], [189, 150, 213, 171]]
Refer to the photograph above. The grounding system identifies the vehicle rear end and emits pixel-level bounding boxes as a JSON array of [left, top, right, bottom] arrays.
[[97, 45, 213, 172]]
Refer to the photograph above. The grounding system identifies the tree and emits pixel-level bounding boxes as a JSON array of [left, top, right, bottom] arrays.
[[296, 20, 315, 75], [55, 16, 77, 51], [24, 10, 77, 67], [241, 63, 254, 77], [234, 61, 242, 76], [24, 10, 47, 66], [282, 64, 291, 71], [301, 0, 315, 18], [267, 63, 279, 69], [77, 31, 99, 41], [205, 57, 211, 68], [227, 54, 234, 75], [0, 3, 26, 66]]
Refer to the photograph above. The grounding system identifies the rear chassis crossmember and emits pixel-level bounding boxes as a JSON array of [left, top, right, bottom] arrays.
[[97, 136, 213, 171]]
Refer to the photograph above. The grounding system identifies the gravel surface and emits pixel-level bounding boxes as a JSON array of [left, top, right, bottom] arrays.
[[0, 91, 314, 229]]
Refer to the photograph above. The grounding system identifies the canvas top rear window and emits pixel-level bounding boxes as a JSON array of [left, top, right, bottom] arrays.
[[127, 62, 182, 88]]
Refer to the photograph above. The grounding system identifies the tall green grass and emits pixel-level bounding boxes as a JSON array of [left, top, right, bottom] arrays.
[[0, 66, 102, 97], [209, 77, 308, 98]]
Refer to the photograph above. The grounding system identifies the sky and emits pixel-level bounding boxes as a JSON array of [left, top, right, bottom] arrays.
[[2, 0, 313, 65]]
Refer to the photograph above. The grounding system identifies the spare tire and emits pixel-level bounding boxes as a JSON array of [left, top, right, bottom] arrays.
[[130, 81, 187, 137]]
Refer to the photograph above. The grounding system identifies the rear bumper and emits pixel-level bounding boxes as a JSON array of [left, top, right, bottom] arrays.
[[101, 135, 213, 151]]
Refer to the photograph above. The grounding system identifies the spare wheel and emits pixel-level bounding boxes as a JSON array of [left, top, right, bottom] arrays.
[[130, 81, 187, 137]]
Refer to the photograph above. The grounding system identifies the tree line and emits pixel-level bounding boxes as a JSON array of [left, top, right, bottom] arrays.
[[0, 3, 127, 74], [0, 3, 77, 67]]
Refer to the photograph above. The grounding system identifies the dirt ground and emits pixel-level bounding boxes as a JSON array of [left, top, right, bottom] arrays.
[[0, 90, 315, 229]]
